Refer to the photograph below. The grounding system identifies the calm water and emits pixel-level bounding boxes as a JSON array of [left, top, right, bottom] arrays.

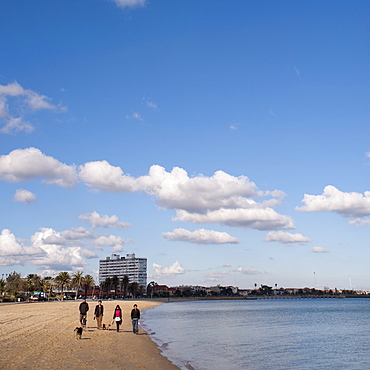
[[141, 299, 370, 370]]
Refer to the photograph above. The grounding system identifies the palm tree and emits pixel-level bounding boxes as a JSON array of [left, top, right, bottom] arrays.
[[111, 275, 119, 297], [128, 282, 139, 298], [0, 279, 6, 295], [54, 272, 71, 294], [6, 272, 24, 299], [83, 274, 95, 298], [121, 275, 129, 298], [147, 281, 158, 299], [71, 271, 84, 298], [101, 277, 112, 298], [40, 278, 52, 298]]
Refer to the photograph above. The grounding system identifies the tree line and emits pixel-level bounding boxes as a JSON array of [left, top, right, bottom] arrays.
[[0, 271, 147, 302]]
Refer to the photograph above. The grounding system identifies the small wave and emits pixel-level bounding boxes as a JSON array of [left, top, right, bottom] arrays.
[[185, 361, 195, 370]]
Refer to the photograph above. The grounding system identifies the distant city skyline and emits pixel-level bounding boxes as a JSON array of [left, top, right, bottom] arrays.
[[1, 1, 370, 290]]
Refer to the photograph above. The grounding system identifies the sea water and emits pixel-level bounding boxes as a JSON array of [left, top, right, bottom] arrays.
[[141, 298, 370, 370]]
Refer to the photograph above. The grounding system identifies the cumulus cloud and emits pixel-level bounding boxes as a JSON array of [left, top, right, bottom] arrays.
[[153, 261, 185, 278], [296, 185, 370, 218], [79, 211, 131, 229], [2, 148, 294, 231], [264, 231, 311, 244], [111, 245, 124, 253], [162, 228, 239, 244], [174, 208, 294, 230], [312, 246, 328, 253], [13, 189, 36, 204], [1, 117, 34, 134], [30, 228, 93, 269], [348, 218, 370, 226], [0, 147, 78, 187], [60, 227, 98, 240], [125, 112, 143, 121], [0, 229, 44, 266], [237, 267, 262, 275], [80, 162, 292, 230], [205, 271, 229, 281], [111, 0, 146, 8], [0, 81, 65, 134], [94, 235, 125, 247]]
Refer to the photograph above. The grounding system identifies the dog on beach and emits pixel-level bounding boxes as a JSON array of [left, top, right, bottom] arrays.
[[74, 326, 83, 339], [102, 323, 111, 330]]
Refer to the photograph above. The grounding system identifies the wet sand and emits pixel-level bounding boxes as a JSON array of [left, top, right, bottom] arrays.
[[0, 300, 179, 369]]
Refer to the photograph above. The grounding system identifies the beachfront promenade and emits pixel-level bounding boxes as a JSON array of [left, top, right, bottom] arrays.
[[0, 300, 178, 370]]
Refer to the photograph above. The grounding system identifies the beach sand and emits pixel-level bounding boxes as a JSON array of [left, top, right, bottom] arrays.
[[0, 300, 178, 370]]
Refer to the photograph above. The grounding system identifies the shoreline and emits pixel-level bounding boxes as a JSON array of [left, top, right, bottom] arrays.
[[0, 299, 179, 369]]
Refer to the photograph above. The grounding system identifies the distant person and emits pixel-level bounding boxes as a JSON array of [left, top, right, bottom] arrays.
[[131, 304, 140, 334], [94, 300, 104, 329], [79, 298, 89, 327], [113, 305, 122, 332]]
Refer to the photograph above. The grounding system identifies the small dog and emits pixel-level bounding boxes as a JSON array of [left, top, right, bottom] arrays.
[[102, 323, 111, 330], [74, 326, 83, 339]]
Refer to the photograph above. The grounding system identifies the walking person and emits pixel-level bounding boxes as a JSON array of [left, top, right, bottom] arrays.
[[113, 305, 122, 332], [94, 300, 104, 329], [79, 298, 89, 328], [131, 304, 140, 334]]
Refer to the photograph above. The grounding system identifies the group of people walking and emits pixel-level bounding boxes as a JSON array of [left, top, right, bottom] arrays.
[[79, 299, 141, 334]]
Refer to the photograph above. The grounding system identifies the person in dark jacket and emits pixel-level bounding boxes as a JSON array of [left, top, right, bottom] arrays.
[[79, 299, 89, 327], [131, 304, 140, 334], [113, 305, 122, 332], [94, 300, 104, 329]]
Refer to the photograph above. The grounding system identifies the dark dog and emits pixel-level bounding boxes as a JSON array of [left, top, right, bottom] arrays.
[[74, 326, 83, 339]]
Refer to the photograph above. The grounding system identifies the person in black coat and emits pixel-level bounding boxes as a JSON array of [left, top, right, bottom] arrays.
[[131, 304, 140, 334], [79, 299, 89, 327], [94, 300, 104, 329]]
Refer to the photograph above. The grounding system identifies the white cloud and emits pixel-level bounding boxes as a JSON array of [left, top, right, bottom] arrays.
[[0, 229, 44, 266], [111, 245, 124, 253], [0, 81, 65, 134], [174, 208, 294, 230], [79, 162, 293, 230], [30, 228, 92, 269], [0, 147, 78, 187], [146, 101, 157, 109], [125, 112, 143, 120], [348, 218, 370, 226], [205, 271, 229, 281], [153, 261, 185, 278], [312, 246, 328, 253], [111, 0, 146, 8], [60, 227, 98, 240], [296, 185, 370, 218], [229, 124, 239, 130], [79, 161, 137, 192], [237, 267, 262, 275], [162, 228, 239, 244], [0, 117, 34, 134], [13, 189, 36, 204], [94, 235, 125, 247], [264, 231, 311, 244], [79, 211, 131, 229]]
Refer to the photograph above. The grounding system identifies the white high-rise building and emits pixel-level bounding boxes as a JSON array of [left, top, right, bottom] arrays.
[[99, 253, 147, 287]]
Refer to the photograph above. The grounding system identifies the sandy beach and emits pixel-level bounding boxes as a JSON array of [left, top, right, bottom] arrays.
[[0, 300, 178, 370]]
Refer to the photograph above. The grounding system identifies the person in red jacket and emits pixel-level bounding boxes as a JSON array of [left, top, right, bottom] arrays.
[[113, 305, 122, 332]]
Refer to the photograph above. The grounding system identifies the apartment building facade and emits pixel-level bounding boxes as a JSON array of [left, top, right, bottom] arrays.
[[99, 253, 147, 287]]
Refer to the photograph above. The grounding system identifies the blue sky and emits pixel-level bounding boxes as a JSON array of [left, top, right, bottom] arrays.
[[1, 0, 370, 290]]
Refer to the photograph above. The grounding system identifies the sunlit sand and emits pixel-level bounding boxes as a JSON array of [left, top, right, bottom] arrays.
[[0, 300, 178, 369]]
